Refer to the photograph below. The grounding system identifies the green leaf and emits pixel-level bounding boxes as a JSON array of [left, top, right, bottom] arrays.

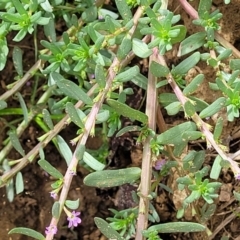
[[83, 152, 105, 171], [230, 59, 240, 70], [183, 74, 204, 95], [42, 109, 54, 130], [182, 131, 202, 141], [12, 0, 28, 15], [210, 155, 222, 180], [117, 37, 132, 60], [170, 25, 187, 44], [66, 102, 85, 128], [131, 73, 148, 90], [76, 144, 85, 161], [213, 117, 223, 141], [107, 99, 148, 123], [191, 150, 205, 172], [183, 100, 196, 117], [217, 49, 232, 61], [13, 28, 28, 42], [52, 201, 60, 218], [51, 72, 92, 104], [116, 125, 141, 137], [0, 100, 7, 110], [65, 199, 80, 209], [82, 6, 97, 22], [172, 52, 201, 76], [178, 32, 206, 56], [198, 0, 212, 18], [115, 0, 132, 21], [56, 135, 73, 166], [132, 38, 153, 58], [146, 222, 205, 233], [38, 159, 63, 179], [9, 131, 25, 156], [199, 97, 226, 119], [17, 92, 28, 123], [150, 61, 170, 77], [157, 122, 196, 156], [9, 228, 45, 240], [13, 46, 23, 76], [115, 66, 140, 82], [165, 101, 182, 115], [95, 64, 106, 88], [84, 167, 141, 188], [15, 172, 24, 194], [94, 217, 124, 240]]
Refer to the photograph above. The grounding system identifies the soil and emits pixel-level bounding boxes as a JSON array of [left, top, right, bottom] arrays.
[[1, 1, 240, 240]]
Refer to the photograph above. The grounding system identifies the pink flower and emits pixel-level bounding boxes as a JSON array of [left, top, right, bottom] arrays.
[[50, 191, 57, 199], [67, 211, 81, 228], [45, 225, 57, 235], [235, 173, 240, 180]]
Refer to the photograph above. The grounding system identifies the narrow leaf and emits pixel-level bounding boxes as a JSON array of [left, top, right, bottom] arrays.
[[9, 131, 25, 156], [52, 201, 60, 218], [199, 97, 226, 119], [115, 0, 132, 21], [42, 109, 54, 130], [13, 46, 23, 76], [116, 125, 141, 137], [15, 172, 24, 194], [132, 38, 152, 58], [56, 135, 73, 166], [84, 167, 141, 188], [38, 159, 63, 179], [146, 222, 205, 233], [213, 117, 223, 141], [94, 217, 124, 240], [95, 64, 106, 88], [66, 102, 85, 128], [183, 74, 204, 95], [107, 99, 148, 123], [150, 61, 170, 77], [9, 228, 45, 240], [115, 66, 140, 82], [172, 52, 201, 76], [117, 37, 132, 60], [210, 155, 222, 180], [83, 152, 105, 171], [17, 92, 28, 123]]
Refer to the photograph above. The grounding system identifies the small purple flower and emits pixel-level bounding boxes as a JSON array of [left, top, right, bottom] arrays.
[[45, 225, 57, 235], [69, 169, 77, 175], [50, 191, 58, 199], [235, 173, 240, 180], [67, 211, 81, 228], [70, 139, 76, 146], [154, 159, 166, 170]]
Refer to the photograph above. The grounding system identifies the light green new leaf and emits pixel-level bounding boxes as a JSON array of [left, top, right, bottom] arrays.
[[38, 159, 63, 179], [94, 217, 124, 240], [65, 199, 80, 210], [107, 99, 148, 123], [115, 66, 140, 82], [199, 97, 226, 119], [9, 228, 45, 240], [146, 222, 205, 233], [15, 172, 24, 194], [52, 201, 60, 218], [132, 38, 153, 58], [178, 32, 206, 56], [171, 52, 201, 76], [9, 131, 25, 157], [42, 109, 54, 130], [66, 102, 85, 128], [56, 135, 73, 166], [83, 152, 105, 171], [150, 61, 170, 77], [84, 167, 141, 188]]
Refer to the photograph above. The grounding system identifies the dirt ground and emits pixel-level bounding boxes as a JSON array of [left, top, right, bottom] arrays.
[[1, 1, 240, 240]]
